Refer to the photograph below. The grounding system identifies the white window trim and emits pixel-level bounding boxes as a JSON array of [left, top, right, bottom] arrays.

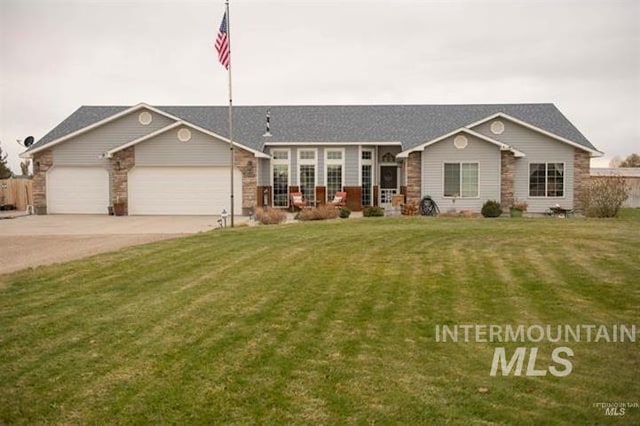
[[298, 148, 318, 201], [271, 148, 290, 162], [325, 148, 344, 163], [271, 148, 291, 207], [359, 146, 375, 186], [359, 146, 375, 206], [527, 161, 566, 199], [325, 148, 345, 201], [442, 161, 480, 199], [298, 148, 317, 164]]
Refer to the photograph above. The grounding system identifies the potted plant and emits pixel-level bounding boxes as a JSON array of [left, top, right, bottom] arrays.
[[113, 196, 126, 216], [510, 199, 528, 217]]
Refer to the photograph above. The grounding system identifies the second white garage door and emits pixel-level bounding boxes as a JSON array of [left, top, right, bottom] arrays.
[[128, 167, 243, 215]]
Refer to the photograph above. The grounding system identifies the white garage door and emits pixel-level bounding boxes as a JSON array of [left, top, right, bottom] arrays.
[[128, 167, 243, 215], [47, 167, 110, 214]]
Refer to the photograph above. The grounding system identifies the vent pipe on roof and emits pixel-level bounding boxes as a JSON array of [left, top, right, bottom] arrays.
[[262, 109, 272, 137]]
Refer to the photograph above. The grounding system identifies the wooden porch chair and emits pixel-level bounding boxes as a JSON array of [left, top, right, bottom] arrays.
[[329, 191, 347, 208]]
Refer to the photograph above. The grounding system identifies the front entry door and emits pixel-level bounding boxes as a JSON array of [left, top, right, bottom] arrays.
[[380, 165, 398, 206]]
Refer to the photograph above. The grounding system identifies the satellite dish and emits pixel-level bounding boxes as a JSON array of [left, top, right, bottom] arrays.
[[24, 136, 35, 147]]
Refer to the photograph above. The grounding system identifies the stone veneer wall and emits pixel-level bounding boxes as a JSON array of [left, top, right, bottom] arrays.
[[406, 151, 422, 204], [111, 146, 135, 214], [32, 149, 54, 215], [500, 151, 515, 212], [234, 148, 257, 215], [573, 148, 591, 212]]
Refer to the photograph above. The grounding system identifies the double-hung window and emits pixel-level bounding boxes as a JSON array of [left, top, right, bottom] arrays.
[[325, 149, 344, 201], [443, 162, 479, 198], [298, 149, 317, 204], [529, 163, 564, 197], [271, 149, 290, 207]]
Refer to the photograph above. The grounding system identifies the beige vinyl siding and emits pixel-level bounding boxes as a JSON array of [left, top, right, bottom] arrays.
[[52, 109, 174, 166], [345, 146, 359, 186], [317, 147, 325, 186], [421, 134, 500, 212], [258, 158, 270, 186], [136, 127, 231, 166], [472, 119, 575, 212]]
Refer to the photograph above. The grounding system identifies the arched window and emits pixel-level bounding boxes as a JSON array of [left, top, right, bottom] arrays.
[[382, 152, 395, 163]]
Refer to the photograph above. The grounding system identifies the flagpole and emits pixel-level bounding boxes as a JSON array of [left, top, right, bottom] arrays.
[[225, 0, 234, 227]]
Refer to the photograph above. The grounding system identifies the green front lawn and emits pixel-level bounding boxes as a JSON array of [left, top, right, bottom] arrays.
[[1, 214, 639, 424]]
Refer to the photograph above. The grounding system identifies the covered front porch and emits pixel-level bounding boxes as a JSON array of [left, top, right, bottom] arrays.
[[256, 144, 421, 211]]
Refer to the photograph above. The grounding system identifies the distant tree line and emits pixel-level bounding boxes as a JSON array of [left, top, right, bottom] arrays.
[[610, 153, 640, 168], [0, 143, 12, 179]]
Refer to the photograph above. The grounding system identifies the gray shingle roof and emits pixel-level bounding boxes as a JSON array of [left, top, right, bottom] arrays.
[[30, 103, 597, 153]]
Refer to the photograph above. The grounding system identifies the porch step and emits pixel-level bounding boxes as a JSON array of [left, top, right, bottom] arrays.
[[384, 205, 402, 216]]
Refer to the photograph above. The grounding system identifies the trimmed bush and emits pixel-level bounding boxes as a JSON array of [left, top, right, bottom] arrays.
[[481, 200, 502, 218], [339, 207, 351, 219], [579, 176, 629, 218], [297, 204, 339, 221], [255, 207, 287, 225], [363, 206, 385, 217]]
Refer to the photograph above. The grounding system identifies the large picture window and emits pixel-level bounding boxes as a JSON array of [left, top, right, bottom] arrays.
[[271, 149, 289, 207], [444, 162, 478, 198], [325, 149, 344, 201], [529, 163, 564, 197]]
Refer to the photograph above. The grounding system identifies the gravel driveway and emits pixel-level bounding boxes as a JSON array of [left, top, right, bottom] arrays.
[[0, 214, 234, 274]]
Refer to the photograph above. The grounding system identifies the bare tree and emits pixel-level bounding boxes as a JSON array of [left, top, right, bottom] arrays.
[[608, 156, 622, 168], [20, 160, 31, 176]]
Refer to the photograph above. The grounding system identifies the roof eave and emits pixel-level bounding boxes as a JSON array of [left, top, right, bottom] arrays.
[[263, 141, 402, 146], [26, 102, 183, 155]]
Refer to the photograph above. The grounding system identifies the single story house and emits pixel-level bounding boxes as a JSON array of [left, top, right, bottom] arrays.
[[21, 103, 601, 215]]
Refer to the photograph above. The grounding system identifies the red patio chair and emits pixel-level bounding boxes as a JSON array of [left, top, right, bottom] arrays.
[[329, 191, 347, 208], [290, 192, 308, 210]]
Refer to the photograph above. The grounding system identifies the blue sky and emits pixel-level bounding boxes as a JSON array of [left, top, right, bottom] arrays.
[[1, 0, 638, 172]]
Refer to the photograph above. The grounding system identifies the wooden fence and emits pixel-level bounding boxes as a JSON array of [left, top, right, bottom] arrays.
[[0, 178, 33, 211]]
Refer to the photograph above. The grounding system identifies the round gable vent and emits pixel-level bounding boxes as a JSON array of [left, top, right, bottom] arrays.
[[453, 134, 468, 149], [177, 128, 192, 142], [491, 120, 505, 135], [138, 111, 152, 125]]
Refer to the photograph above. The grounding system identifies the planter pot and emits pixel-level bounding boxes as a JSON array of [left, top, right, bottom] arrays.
[[510, 208, 524, 218], [113, 202, 126, 216]]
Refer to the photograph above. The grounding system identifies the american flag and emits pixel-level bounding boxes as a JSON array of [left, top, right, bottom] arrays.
[[215, 12, 230, 69]]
